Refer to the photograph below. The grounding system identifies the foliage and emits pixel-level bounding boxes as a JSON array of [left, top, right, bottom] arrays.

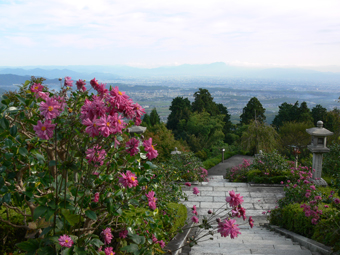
[[240, 120, 279, 155], [240, 97, 266, 125], [272, 101, 313, 129], [323, 141, 340, 176], [311, 104, 328, 126], [166, 96, 191, 139], [191, 88, 219, 116], [165, 152, 208, 182], [278, 121, 313, 160], [202, 150, 238, 170], [185, 111, 225, 153], [226, 159, 251, 182], [144, 123, 189, 162], [149, 107, 161, 126], [0, 77, 189, 254]]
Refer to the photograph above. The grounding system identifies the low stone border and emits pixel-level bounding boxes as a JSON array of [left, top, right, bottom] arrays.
[[164, 207, 194, 255], [249, 183, 285, 187], [262, 223, 333, 255]]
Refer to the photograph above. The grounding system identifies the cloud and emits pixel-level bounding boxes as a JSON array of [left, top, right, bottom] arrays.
[[0, 0, 340, 67]]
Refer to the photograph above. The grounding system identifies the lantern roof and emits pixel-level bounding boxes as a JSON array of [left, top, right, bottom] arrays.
[[306, 121, 333, 137], [128, 126, 147, 134]]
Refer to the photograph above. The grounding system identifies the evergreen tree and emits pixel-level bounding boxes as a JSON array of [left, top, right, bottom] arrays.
[[311, 104, 327, 126], [142, 113, 151, 127], [167, 97, 191, 139], [217, 103, 233, 143], [240, 97, 266, 125], [150, 107, 161, 126], [191, 88, 219, 115]]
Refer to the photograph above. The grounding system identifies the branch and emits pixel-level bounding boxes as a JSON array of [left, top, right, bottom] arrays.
[[0, 214, 28, 229]]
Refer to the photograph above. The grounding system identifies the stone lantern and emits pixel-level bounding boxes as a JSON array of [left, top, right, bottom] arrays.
[[306, 121, 333, 186], [171, 147, 181, 155], [127, 126, 147, 136]]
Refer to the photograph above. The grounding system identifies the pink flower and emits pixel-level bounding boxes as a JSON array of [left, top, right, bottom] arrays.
[[64, 76, 73, 87], [39, 97, 63, 120], [311, 218, 318, 225], [226, 190, 244, 207], [185, 182, 191, 187], [191, 216, 199, 223], [310, 185, 316, 190], [126, 138, 139, 156], [58, 235, 73, 248], [193, 187, 200, 195], [30, 83, 44, 93], [33, 120, 56, 140], [37, 91, 50, 100], [262, 211, 266, 215], [104, 247, 115, 255], [152, 234, 158, 243], [324, 205, 329, 208], [217, 219, 241, 239], [86, 145, 106, 166], [102, 228, 113, 245], [314, 196, 322, 200], [305, 192, 311, 198], [96, 115, 115, 137], [287, 180, 290, 183], [119, 230, 128, 239], [119, 171, 138, 188], [93, 171, 100, 177], [76, 79, 87, 91], [248, 216, 254, 228], [143, 138, 158, 160], [82, 118, 100, 137], [158, 240, 165, 248], [93, 192, 100, 203], [146, 191, 157, 210], [334, 198, 340, 204]]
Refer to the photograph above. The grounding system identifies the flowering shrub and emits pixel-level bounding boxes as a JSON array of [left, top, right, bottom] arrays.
[[0, 77, 187, 254], [165, 152, 208, 182], [226, 159, 251, 182]]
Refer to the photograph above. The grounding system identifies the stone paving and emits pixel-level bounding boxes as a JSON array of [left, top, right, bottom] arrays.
[[179, 175, 321, 255]]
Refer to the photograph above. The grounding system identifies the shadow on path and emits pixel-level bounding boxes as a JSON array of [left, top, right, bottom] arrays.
[[207, 154, 254, 177]]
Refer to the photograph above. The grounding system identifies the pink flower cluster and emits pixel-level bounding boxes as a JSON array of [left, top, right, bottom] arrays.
[[217, 219, 241, 239], [228, 159, 251, 181], [143, 138, 158, 160], [85, 145, 107, 167], [119, 170, 138, 188], [126, 137, 140, 156], [300, 203, 323, 225], [226, 190, 244, 207], [146, 191, 157, 210]]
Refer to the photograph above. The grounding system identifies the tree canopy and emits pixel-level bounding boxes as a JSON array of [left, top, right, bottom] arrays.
[[191, 88, 219, 116], [240, 97, 266, 125]]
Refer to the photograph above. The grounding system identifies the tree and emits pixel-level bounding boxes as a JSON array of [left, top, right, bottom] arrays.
[[191, 88, 219, 116], [311, 104, 327, 126], [298, 101, 313, 123], [141, 113, 151, 127], [149, 107, 161, 126], [167, 97, 191, 131], [185, 111, 225, 152], [240, 97, 266, 125], [241, 120, 279, 155], [217, 103, 233, 143], [272, 102, 294, 128]]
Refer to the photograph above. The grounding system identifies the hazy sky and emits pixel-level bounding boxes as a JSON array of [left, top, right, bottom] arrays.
[[1, 0, 340, 71]]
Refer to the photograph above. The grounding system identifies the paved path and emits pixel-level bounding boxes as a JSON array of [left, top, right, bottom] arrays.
[[207, 155, 254, 177], [178, 155, 320, 255]]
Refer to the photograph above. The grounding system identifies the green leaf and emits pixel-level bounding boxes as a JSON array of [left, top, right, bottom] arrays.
[[0, 177, 4, 189], [4, 139, 13, 147], [10, 125, 17, 136], [16, 239, 40, 252], [4, 152, 13, 160], [39, 226, 53, 238], [129, 233, 146, 245], [32, 151, 45, 162], [89, 238, 104, 248], [49, 160, 57, 166], [61, 208, 80, 226], [129, 199, 139, 207], [33, 205, 48, 220], [15, 94, 27, 105], [0, 117, 9, 130], [3, 193, 11, 203], [37, 246, 56, 255], [61, 247, 73, 255], [85, 210, 97, 221], [1, 99, 10, 106], [121, 244, 139, 254], [73, 246, 87, 255], [19, 147, 28, 157]]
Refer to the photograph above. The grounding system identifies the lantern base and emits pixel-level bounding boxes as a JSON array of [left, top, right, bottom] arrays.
[[311, 178, 328, 187]]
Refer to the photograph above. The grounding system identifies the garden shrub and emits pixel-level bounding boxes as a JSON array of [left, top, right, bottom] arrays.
[[0, 209, 26, 254], [323, 142, 340, 176], [226, 159, 251, 182]]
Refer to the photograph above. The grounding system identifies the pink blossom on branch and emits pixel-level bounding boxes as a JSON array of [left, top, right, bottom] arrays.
[[33, 120, 56, 140], [76, 79, 87, 91], [226, 190, 244, 207], [85, 145, 106, 166], [82, 118, 100, 137], [58, 234, 74, 248], [193, 187, 200, 195], [30, 83, 44, 93], [104, 247, 115, 255], [119, 171, 138, 188], [39, 97, 63, 120], [126, 137, 140, 156], [217, 219, 241, 239], [96, 115, 115, 137], [119, 230, 128, 239], [101, 228, 113, 245], [93, 192, 100, 203], [64, 76, 73, 87], [191, 216, 199, 223], [143, 138, 158, 160], [146, 191, 157, 210]]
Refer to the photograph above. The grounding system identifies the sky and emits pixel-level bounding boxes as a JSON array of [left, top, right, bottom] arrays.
[[1, 0, 340, 71]]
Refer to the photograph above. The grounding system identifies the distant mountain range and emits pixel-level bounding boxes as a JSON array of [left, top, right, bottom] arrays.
[[1, 62, 340, 84]]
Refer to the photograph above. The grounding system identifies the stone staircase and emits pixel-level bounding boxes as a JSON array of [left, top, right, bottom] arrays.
[[179, 175, 321, 255]]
